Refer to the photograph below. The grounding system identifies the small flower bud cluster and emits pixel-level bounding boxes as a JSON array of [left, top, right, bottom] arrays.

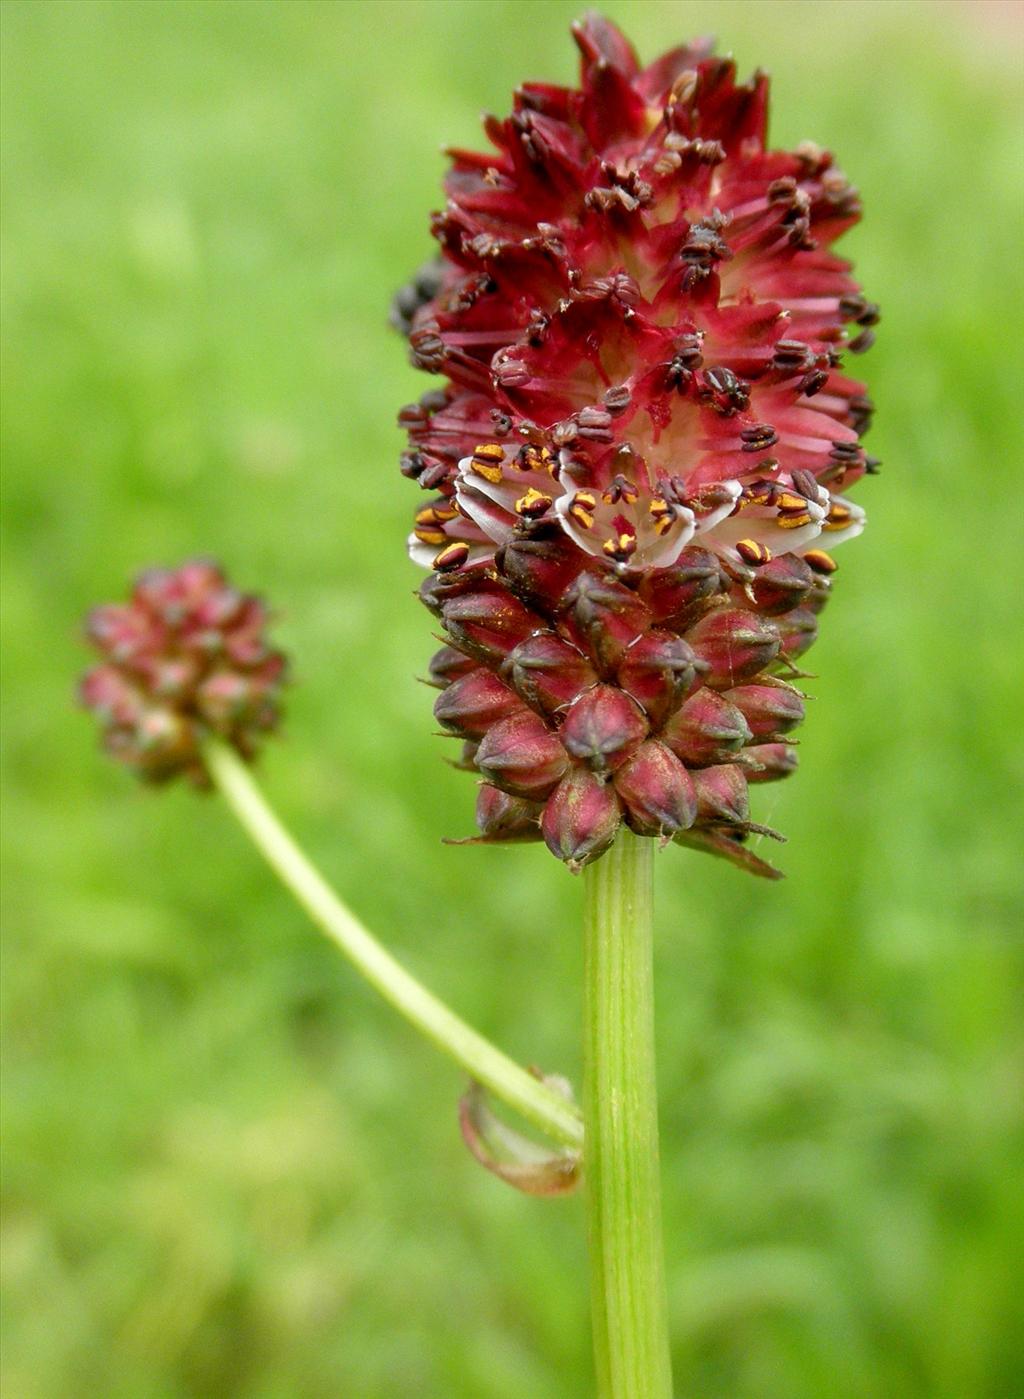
[[400, 17, 878, 872], [425, 528, 824, 873], [79, 560, 286, 784]]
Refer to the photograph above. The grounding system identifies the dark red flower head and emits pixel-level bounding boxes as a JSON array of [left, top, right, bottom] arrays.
[[79, 559, 286, 785], [398, 15, 879, 873]]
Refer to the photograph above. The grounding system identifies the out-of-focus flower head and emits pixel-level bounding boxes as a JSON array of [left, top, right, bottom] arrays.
[[79, 559, 286, 785], [397, 15, 879, 873]]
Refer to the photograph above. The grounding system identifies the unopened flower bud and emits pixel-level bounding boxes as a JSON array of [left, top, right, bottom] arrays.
[[418, 565, 492, 618], [614, 741, 696, 837], [541, 767, 621, 869], [661, 687, 751, 765], [79, 665, 146, 728], [441, 590, 537, 665], [616, 630, 700, 727], [434, 669, 526, 739], [745, 553, 815, 615], [637, 548, 722, 628], [777, 607, 819, 660], [196, 669, 278, 730], [474, 711, 569, 798], [559, 571, 651, 671], [744, 743, 799, 782], [497, 527, 587, 614], [506, 632, 596, 717], [475, 784, 543, 840], [427, 645, 479, 689], [723, 682, 805, 739], [805, 572, 833, 615], [686, 608, 781, 687], [127, 707, 195, 773], [693, 764, 751, 825], [561, 684, 648, 772]]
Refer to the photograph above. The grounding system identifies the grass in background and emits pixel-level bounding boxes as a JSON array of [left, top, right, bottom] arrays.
[[2, 2, 1022, 1395]]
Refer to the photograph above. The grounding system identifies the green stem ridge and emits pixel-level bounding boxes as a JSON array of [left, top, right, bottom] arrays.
[[584, 828, 673, 1397], [203, 739, 583, 1151]]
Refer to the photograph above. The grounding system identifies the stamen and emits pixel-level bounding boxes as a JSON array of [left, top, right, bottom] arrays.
[[648, 497, 675, 535], [602, 530, 637, 562], [790, 469, 822, 500], [470, 443, 506, 483], [414, 527, 448, 546], [603, 475, 639, 505], [433, 542, 470, 571], [741, 480, 776, 507], [740, 424, 779, 452], [515, 487, 553, 518], [804, 550, 838, 574], [800, 369, 829, 397], [415, 504, 459, 527], [568, 492, 596, 529], [517, 443, 556, 474], [736, 539, 772, 566]]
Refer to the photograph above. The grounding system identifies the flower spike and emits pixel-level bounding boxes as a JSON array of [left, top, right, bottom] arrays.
[[397, 15, 878, 871]]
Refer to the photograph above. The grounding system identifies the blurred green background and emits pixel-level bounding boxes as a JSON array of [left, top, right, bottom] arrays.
[[2, 1, 1022, 1395]]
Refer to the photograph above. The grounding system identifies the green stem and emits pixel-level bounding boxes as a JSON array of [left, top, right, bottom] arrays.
[[203, 739, 583, 1151], [583, 828, 673, 1397]]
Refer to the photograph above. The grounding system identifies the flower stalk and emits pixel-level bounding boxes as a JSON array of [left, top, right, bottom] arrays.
[[203, 738, 583, 1151], [584, 827, 672, 1397]]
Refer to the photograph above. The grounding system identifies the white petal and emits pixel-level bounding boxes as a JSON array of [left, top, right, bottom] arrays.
[[809, 495, 865, 550]]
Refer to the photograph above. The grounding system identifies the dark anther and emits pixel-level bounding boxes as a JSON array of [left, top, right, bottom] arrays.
[[657, 134, 726, 172], [398, 402, 430, 431], [493, 354, 531, 388], [577, 406, 614, 442], [767, 177, 798, 205], [840, 294, 881, 327], [829, 440, 862, 463], [389, 257, 445, 334], [790, 469, 821, 500], [400, 450, 427, 480], [702, 365, 750, 415], [664, 360, 692, 392], [603, 385, 632, 416], [673, 332, 704, 366], [773, 339, 813, 370], [602, 474, 638, 505], [864, 456, 882, 474], [740, 424, 779, 452], [680, 212, 732, 285], [848, 329, 876, 354], [795, 140, 832, 174], [799, 369, 829, 397], [848, 395, 875, 435], [420, 459, 451, 490], [822, 172, 861, 215], [690, 137, 726, 163], [490, 411, 514, 436], [409, 324, 447, 373]]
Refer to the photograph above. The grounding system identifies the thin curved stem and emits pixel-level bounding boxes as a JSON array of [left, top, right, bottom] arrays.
[[203, 739, 583, 1151], [583, 828, 673, 1397]]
